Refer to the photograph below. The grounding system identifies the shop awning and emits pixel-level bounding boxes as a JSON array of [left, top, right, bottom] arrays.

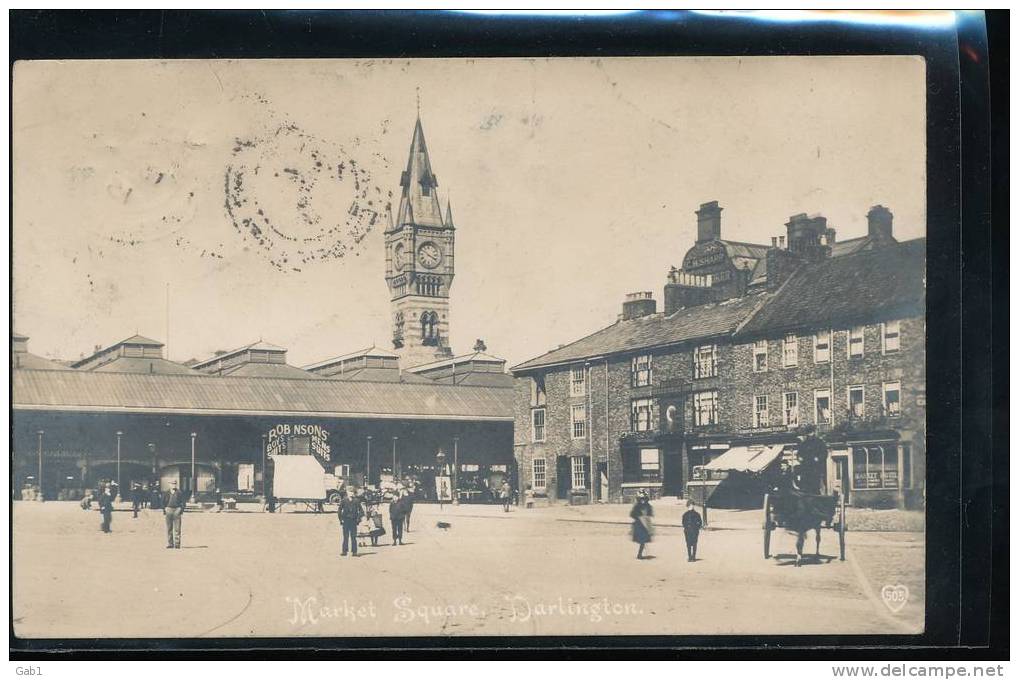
[[702, 445, 786, 474]]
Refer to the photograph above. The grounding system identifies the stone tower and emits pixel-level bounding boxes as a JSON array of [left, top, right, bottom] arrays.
[[384, 116, 456, 369]]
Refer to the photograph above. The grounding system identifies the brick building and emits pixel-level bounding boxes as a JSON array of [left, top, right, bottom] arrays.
[[511, 201, 924, 508]]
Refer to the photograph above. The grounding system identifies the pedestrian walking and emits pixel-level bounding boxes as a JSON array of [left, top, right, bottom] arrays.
[[403, 484, 415, 532], [131, 483, 142, 518], [630, 490, 654, 559], [500, 480, 512, 512], [99, 485, 114, 534], [389, 493, 407, 546], [163, 480, 185, 549], [337, 490, 364, 557], [681, 500, 704, 562]]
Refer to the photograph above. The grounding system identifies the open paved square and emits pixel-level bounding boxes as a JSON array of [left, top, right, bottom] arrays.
[[12, 500, 924, 638]]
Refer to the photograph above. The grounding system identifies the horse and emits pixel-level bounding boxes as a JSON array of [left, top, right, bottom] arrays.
[[770, 484, 838, 566]]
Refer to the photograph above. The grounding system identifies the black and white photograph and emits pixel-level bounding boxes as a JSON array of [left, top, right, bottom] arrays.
[[8, 10, 1003, 660]]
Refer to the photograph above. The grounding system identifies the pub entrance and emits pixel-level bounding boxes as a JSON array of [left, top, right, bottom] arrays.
[[662, 449, 683, 497]]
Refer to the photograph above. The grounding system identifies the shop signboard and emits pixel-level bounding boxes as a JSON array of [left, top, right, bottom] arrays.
[[435, 475, 453, 502], [265, 423, 331, 460]]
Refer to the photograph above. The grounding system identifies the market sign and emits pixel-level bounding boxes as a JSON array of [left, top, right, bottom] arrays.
[[266, 423, 331, 460]]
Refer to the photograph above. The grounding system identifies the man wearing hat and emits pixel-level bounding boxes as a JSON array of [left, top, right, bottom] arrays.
[[163, 480, 185, 549]]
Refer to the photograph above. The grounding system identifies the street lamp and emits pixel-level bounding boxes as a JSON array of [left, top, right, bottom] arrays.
[[366, 436, 372, 487], [36, 430, 44, 502], [115, 431, 123, 500], [261, 434, 267, 499], [391, 436, 398, 480], [190, 432, 197, 502], [453, 436, 460, 505], [435, 449, 447, 508]]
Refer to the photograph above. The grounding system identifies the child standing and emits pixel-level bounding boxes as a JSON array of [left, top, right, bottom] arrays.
[[681, 500, 703, 562]]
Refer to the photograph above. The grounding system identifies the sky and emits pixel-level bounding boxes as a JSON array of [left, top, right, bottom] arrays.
[[13, 57, 926, 368]]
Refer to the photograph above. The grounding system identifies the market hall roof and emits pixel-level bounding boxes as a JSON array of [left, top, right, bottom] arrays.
[[735, 237, 925, 339], [511, 293, 769, 373], [13, 369, 515, 421]]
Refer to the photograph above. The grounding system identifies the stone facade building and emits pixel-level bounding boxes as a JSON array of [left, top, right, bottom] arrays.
[[511, 201, 925, 508]]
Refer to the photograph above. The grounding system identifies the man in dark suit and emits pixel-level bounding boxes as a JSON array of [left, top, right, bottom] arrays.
[[98, 484, 114, 533], [163, 480, 185, 549], [389, 492, 407, 546], [337, 490, 364, 557]]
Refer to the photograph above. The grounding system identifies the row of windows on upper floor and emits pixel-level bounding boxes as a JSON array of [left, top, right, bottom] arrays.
[[528, 320, 905, 405], [528, 381, 906, 443]]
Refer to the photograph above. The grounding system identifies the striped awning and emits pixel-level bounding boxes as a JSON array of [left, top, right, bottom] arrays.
[[702, 444, 786, 474]]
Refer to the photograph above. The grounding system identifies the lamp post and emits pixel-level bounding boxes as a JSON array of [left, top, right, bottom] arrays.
[[36, 430, 44, 501], [436, 449, 447, 509], [115, 431, 123, 500], [261, 434, 267, 499], [452, 436, 460, 505], [391, 436, 398, 480], [366, 436, 372, 487], [190, 432, 197, 502]]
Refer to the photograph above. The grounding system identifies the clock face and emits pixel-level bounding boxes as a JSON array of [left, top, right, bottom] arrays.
[[393, 243, 405, 270], [418, 242, 442, 269]]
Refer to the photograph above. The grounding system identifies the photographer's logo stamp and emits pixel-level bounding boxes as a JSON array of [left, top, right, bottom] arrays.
[[880, 584, 909, 613]]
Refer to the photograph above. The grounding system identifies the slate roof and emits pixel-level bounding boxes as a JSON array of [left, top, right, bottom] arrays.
[[327, 367, 436, 384], [735, 238, 925, 338], [214, 362, 322, 380], [13, 369, 515, 421], [511, 293, 769, 373], [12, 352, 76, 371], [90, 357, 202, 375]]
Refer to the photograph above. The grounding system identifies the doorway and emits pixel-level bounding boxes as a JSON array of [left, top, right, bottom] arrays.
[[555, 456, 571, 501], [662, 450, 683, 497]]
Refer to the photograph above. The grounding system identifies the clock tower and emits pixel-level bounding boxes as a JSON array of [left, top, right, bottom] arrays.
[[384, 116, 456, 369]]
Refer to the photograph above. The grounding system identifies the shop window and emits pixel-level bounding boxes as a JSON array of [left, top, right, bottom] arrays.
[[571, 404, 587, 439], [570, 365, 586, 397], [531, 408, 546, 443], [694, 344, 718, 379], [814, 389, 832, 426], [883, 381, 901, 418], [570, 456, 589, 490], [848, 326, 865, 358], [882, 320, 901, 354], [753, 395, 769, 428], [752, 340, 768, 372], [631, 354, 652, 387], [848, 385, 865, 418], [814, 330, 831, 363], [783, 392, 799, 426], [783, 334, 798, 367], [631, 397, 658, 432], [460, 464, 480, 472], [532, 458, 546, 490], [693, 390, 718, 426], [851, 444, 899, 490]]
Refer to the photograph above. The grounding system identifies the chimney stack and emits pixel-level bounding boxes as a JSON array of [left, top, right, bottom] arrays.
[[696, 201, 723, 242], [867, 205, 893, 241], [771, 237, 778, 248], [621, 292, 657, 321]]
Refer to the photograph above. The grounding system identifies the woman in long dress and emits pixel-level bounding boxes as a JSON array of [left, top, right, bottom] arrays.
[[630, 491, 654, 559]]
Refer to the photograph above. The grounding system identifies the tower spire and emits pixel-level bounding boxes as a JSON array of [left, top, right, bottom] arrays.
[[395, 113, 444, 227]]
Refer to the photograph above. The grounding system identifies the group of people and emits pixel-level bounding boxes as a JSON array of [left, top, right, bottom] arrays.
[[81, 479, 188, 549], [336, 485, 417, 557], [630, 491, 704, 562]]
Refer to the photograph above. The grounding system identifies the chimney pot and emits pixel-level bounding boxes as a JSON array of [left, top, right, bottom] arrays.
[[779, 235, 786, 249], [867, 204, 893, 241], [771, 236, 778, 248]]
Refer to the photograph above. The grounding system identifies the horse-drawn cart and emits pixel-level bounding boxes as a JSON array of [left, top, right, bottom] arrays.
[[762, 487, 847, 565]]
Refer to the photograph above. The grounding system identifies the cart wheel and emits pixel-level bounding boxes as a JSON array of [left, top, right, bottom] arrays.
[[762, 493, 772, 559], [327, 491, 342, 505], [838, 493, 847, 561]]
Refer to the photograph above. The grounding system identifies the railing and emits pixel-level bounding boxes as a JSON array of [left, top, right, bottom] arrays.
[[667, 269, 713, 287]]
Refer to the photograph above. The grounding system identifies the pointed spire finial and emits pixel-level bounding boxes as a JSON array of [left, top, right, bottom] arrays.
[[416, 87, 421, 118]]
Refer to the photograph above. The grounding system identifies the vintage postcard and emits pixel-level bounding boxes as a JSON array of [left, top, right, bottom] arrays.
[[12, 56, 926, 638]]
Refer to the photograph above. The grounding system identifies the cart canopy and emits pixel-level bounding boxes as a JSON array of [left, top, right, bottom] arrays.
[[702, 444, 785, 474]]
